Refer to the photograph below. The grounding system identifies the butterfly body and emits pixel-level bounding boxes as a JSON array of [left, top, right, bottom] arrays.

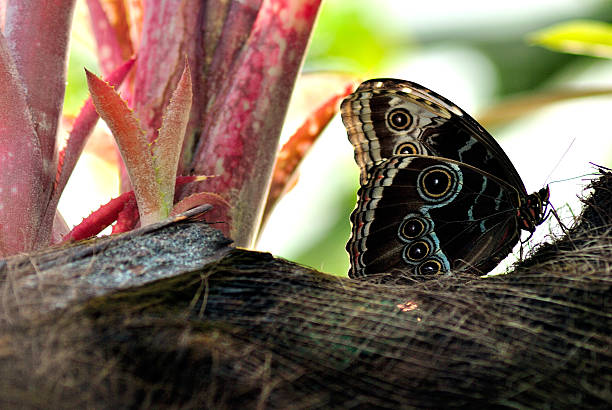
[[342, 79, 549, 278]]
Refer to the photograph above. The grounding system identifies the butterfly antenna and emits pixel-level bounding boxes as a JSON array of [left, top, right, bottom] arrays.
[[549, 172, 601, 184], [543, 137, 575, 186], [589, 162, 612, 172]]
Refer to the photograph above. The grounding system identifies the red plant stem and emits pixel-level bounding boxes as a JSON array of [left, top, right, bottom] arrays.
[[188, 0, 322, 246]]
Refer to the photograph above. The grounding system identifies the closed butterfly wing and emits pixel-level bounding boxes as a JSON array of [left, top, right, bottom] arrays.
[[341, 78, 527, 195], [348, 155, 523, 278], [343, 79, 550, 278]]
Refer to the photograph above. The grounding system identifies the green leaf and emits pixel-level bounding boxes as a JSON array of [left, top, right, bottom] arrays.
[[528, 20, 612, 58]]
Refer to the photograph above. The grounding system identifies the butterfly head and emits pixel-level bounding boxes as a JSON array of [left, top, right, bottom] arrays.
[[519, 186, 550, 233]]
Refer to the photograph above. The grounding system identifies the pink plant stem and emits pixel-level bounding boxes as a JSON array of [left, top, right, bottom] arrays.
[[189, 0, 322, 246], [4, 0, 76, 196], [180, 0, 262, 178], [199, 0, 261, 124], [3, 0, 77, 252], [0, 32, 43, 256]]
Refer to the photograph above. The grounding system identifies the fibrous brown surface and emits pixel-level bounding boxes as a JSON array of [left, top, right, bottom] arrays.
[[0, 172, 610, 409]]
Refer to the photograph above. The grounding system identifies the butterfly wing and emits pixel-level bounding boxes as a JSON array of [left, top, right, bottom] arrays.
[[341, 78, 527, 195], [347, 155, 522, 278]]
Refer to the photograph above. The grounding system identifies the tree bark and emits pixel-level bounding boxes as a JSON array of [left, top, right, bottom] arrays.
[[0, 172, 611, 408]]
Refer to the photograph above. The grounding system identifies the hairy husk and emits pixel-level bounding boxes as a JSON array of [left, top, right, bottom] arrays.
[[0, 171, 611, 408]]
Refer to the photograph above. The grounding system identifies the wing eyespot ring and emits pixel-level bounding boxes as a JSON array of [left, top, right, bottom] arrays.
[[404, 240, 430, 262], [395, 142, 418, 155], [398, 215, 429, 241], [387, 108, 412, 131], [416, 163, 462, 204], [420, 168, 452, 198], [418, 258, 443, 275]]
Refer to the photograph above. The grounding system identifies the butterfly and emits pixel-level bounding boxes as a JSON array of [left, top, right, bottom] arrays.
[[341, 79, 549, 278]]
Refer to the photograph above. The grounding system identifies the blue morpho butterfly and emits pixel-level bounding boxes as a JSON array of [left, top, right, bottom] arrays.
[[341, 79, 549, 278]]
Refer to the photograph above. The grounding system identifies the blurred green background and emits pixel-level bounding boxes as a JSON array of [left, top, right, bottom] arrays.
[[257, 0, 612, 276]]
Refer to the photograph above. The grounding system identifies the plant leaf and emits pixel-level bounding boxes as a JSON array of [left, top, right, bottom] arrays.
[[528, 20, 612, 58], [125, 0, 144, 50], [153, 61, 192, 218], [0, 1, 5, 31], [86, 68, 161, 226], [53, 58, 135, 213], [63, 190, 135, 241], [200, 0, 232, 72], [112, 195, 139, 234]]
